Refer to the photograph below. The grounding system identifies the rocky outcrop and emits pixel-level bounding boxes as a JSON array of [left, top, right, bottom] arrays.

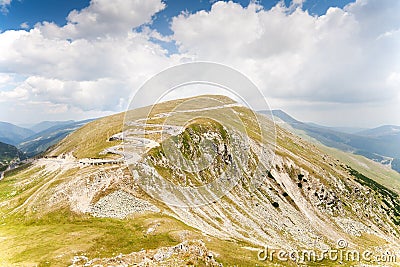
[[90, 190, 160, 219], [70, 240, 221, 267]]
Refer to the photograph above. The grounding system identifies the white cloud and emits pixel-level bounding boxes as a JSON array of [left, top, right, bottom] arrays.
[[0, 86, 28, 101], [20, 22, 29, 29], [0, 31, 179, 109], [0, 0, 11, 14], [0, 28, 173, 81], [171, 0, 400, 108], [0, 0, 399, 127], [24, 76, 128, 111], [2, 100, 115, 125], [0, 0, 185, 118], [0, 73, 12, 86], [37, 0, 165, 40]]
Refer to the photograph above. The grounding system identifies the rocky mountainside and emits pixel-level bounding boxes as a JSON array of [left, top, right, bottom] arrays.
[[18, 119, 93, 157], [0, 141, 25, 172], [357, 125, 400, 138], [1, 95, 400, 266], [264, 109, 400, 174], [0, 121, 34, 145], [29, 120, 75, 133]]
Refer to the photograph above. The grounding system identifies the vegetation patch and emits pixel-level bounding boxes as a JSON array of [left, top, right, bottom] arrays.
[[147, 118, 231, 187], [347, 166, 400, 225], [0, 209, 192, 266]]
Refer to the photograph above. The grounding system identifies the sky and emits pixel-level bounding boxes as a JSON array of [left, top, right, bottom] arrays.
[[0, 0, 399, 128]]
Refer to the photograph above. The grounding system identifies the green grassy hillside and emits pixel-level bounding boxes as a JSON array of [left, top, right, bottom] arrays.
[[1, 95, 400, 266], [0, 141, 25, 172]]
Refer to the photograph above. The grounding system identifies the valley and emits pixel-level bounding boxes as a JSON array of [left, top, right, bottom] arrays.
[[264, 110, 400, 174]]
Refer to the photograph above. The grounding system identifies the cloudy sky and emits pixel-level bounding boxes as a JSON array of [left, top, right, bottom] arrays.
[[0, 0, 399, 128]]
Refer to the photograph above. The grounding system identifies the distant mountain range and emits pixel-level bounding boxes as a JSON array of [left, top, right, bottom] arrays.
[[261, 110, 400, 173], [1, 111, 399, 174], [357, 125, 400, 137], [306, 122, 367, 134], [0, 119, 93, 158], [29, 120, 75, 133], [0, 141, 25, 172], [0, 122, 35, 145], [18, 119, 94, 157]]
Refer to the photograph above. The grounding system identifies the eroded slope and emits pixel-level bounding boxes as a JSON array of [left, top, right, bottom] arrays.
[[1, 95, 400, 266]]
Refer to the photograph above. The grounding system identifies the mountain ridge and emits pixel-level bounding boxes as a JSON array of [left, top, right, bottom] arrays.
[[0, 141, 25, 173], [357, 125, 400, 137], [17, 119, 94, 157], [261, 109, 400, 173], [1, 95, 400, 266], [29, 120, 75, 133], [0, 121, 34, 146]]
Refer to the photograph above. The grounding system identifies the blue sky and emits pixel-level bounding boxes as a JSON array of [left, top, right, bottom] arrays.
[[0, 0, 399, 127], [1, 0, 352, 34], [0, 0, 90, 31]]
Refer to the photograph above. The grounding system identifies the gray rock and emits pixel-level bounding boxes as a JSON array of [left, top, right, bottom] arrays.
[[90, 190, 160, 219]]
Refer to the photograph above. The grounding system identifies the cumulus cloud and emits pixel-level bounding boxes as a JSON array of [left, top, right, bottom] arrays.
[[37, 0, 165, 40], [0, 86, 27, 101], [0, 0, 399, 127], [0, 0, 184, 123], [171, 0, 400, 106], [19, 76, 128, 111], [0, 29, 172, 81]]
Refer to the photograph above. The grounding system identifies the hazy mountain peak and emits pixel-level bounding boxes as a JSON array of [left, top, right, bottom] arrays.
[[30, 120, 75, 133], [357, 125, 400, 137], [0, 121, 34, 146]]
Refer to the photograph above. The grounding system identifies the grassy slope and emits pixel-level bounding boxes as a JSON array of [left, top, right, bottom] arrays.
[[0, 164, 193, 266], [294, 127, 400, 195], [0, 165, 272, 266], [321, 145, 400, 194], [47, 112, 124, 159], [277, 123, 400, 195], [0, 96, 273, 266], [0, 142, 24, 171], [48, 95, 237, 160], [1, 211, 193, 266], [1, 95, 399, 266]]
